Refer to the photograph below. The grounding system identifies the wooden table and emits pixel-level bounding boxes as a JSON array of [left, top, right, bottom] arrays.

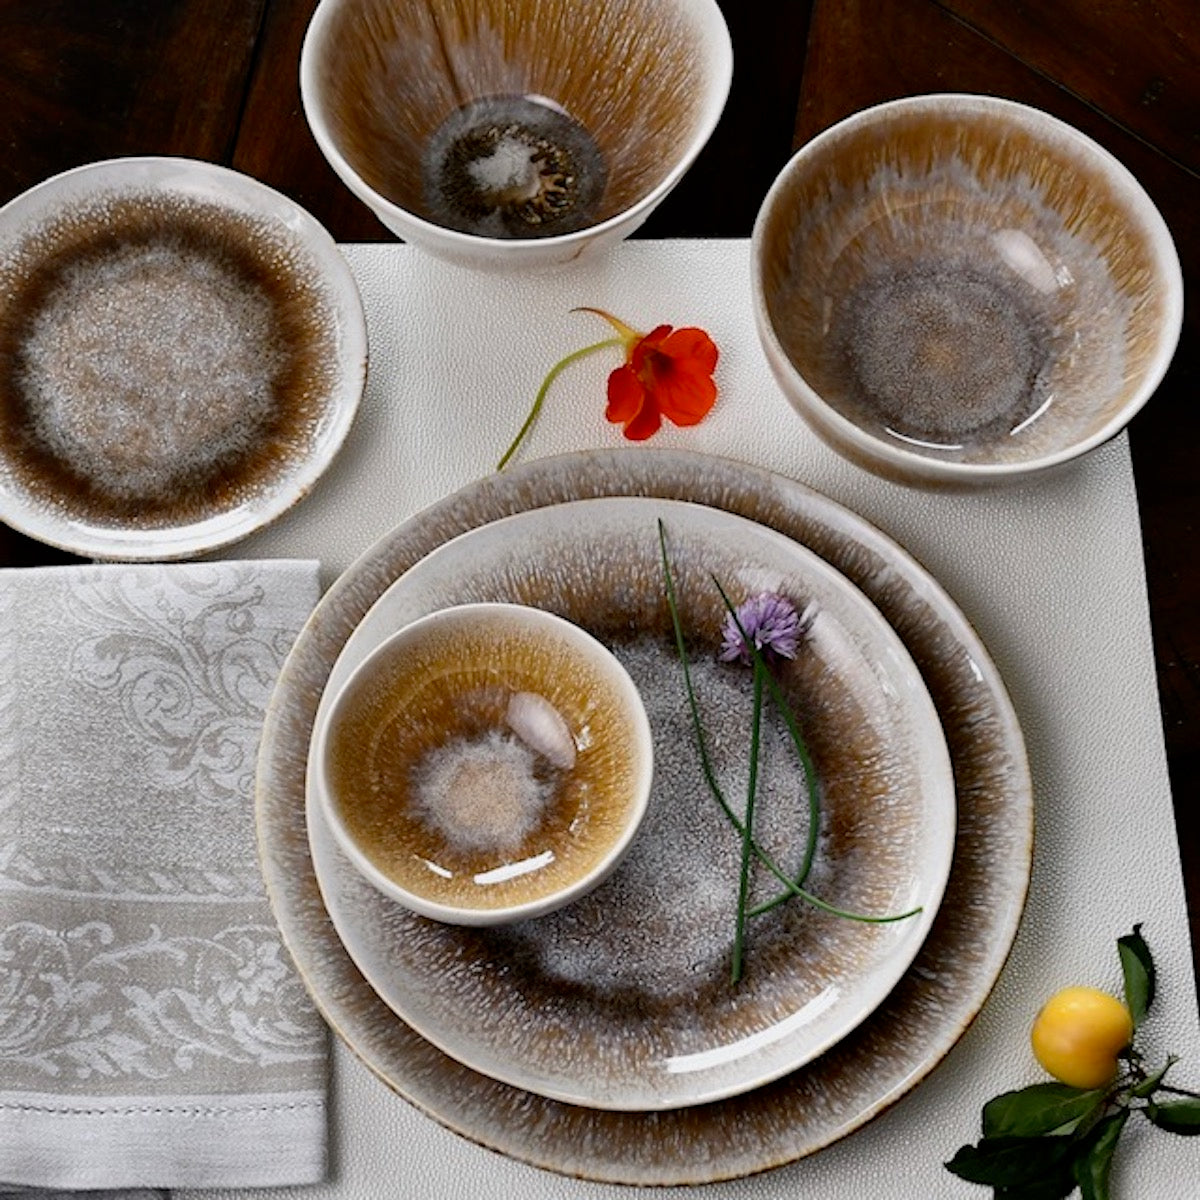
[[1, 0, 1195, 987]]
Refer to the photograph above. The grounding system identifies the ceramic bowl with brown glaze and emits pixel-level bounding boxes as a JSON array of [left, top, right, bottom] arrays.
[[300, 0, 732, 270], [752, 94, 1183, 488], [312, 601, 654, 926]]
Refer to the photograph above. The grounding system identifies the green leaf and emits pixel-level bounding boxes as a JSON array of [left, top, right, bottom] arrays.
[[944, 1135, 1076, 1188], [1146, 1096, 1200, 1135], [1117, 924, 1155, 1028], [1073, 1110, 1129, 1200], [983, 1082, 1105, 1138], [994, 1178, 1083, 1200], [1130, 1055, 1176, 1098]]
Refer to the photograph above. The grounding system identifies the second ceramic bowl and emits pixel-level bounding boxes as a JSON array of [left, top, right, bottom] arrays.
[[752, 94, 1183, 488], [312, 602, 654, 925]]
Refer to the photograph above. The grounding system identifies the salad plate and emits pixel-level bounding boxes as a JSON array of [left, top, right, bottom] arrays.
[[0, 157, 366, 560], [306, 497, 956, 1110], [256, 448, 1032, 1185]]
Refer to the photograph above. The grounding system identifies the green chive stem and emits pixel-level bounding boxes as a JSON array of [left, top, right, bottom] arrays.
[[657, 520, 923, 950], [712, 576, 921, 924], [711, 576, 821, 888], [731, 659, 765, 984]]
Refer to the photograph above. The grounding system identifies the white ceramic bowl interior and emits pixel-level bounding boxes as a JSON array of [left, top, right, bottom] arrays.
[[300, 0, 732, 270], [752, 94, 1184, 488]]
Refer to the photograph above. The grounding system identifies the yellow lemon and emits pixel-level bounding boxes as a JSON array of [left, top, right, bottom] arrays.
[[1030, 986, 1133, 1089]]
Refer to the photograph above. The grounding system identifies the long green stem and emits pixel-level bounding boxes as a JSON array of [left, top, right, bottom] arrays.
[[496, 337, 621, 471], [658, 522, 919, 924], [711, 577, 821, 889], [732, 660, 765, 984], [713, 578, 922, 925]]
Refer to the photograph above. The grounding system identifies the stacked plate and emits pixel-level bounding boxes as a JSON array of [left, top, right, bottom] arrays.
[[258, 449, 1034, 1187]]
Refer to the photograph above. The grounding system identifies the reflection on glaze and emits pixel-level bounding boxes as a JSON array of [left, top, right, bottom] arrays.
[[664, 986, 840, 1074], [326, 616, 641, 913]]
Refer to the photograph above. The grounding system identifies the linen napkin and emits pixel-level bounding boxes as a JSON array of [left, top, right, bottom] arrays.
[[0, 560, 327, 1189]]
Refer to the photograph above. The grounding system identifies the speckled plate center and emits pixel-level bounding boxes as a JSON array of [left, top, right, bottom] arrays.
[[306, 498, 956, 1111], [0, 157, 365, 560]]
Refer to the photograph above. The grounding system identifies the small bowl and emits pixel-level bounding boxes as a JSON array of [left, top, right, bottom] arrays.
[[752, 94, 1184, 488], [312, 602, 654, 925], [300, 0, 732, 271]]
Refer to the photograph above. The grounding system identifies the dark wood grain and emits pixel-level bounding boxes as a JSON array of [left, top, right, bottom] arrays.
[[939, 0, 1200, 177], [233, 0, 393, 240], [0, 0, 266, 198], [0, 0, 1194, 984]]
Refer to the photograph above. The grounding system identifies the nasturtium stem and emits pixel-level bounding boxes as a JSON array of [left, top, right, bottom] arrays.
[[731, 659, 765, 984], [496, 337, 622, 471]]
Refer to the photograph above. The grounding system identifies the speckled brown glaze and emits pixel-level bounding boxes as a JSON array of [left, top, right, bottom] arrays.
[[754, 95, 1182, 485], [0, 158, 366, 559], [309, 499, 955, 1110], [310, 0, 708, 228], [256, 449, 1032, 1183]]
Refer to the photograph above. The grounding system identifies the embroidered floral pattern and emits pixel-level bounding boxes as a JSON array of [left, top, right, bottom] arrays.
[[0, 920, 321, 1080], [0, 562, 325, 1099]]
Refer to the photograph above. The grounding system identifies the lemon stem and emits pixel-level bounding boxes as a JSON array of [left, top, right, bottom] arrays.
[[497, 337, 622, 471]]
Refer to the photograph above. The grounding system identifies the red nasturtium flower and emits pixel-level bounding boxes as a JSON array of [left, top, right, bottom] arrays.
[[581, 307, 719, 441], [497, 307, 720, 470]]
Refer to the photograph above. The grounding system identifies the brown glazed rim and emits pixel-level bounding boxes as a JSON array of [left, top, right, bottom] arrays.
[[255, 447, 1033, 1186], [0, 156, 367, 560]]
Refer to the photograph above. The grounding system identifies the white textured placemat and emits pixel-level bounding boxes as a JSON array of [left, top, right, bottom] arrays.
[[190, 241, 1198, 1198]]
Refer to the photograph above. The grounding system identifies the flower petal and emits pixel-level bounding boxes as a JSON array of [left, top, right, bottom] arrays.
[[656, 367, 717, 425], [605, 364, 645, 424], [660, 326, 719, 373], [622, 400, 663, 441]]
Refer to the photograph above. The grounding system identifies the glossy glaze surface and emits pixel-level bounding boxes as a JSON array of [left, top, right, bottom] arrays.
[[315, 602, 652, 924], [300, 0, 732, 268], [308, 499, 955, 1109], [257, 449, 1032, 1183], [0, 158, 366, 559], [753, 95, 1182, 485]]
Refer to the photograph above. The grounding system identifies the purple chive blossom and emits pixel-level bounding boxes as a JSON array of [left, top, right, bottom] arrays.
[[718, 593, 814, 666]]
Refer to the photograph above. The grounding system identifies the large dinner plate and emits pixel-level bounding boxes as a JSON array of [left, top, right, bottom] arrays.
[[0, 157, 366, 560], [308, 498, 957, 1110], [256, 449, 1032, 1185]]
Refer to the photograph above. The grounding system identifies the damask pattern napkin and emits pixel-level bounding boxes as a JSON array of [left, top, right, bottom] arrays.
[[0, 561, 326, 1189]]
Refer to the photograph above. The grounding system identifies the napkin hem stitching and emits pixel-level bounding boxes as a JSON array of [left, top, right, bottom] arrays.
[[0, 1099, 324, 1117]]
